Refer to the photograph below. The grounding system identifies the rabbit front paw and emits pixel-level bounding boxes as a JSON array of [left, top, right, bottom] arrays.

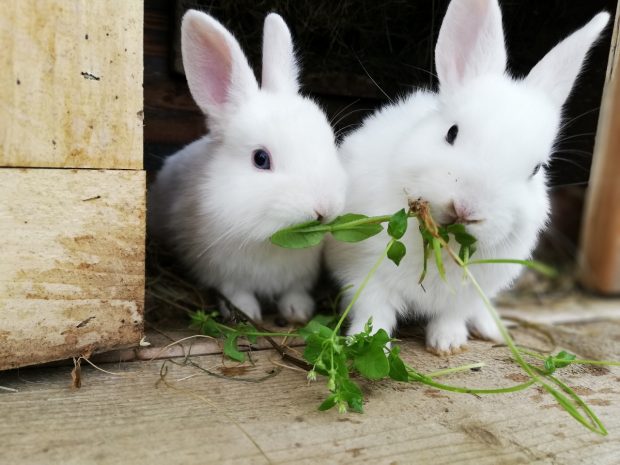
[[278, 290, 314, 323], [426, 315, 469, 356]]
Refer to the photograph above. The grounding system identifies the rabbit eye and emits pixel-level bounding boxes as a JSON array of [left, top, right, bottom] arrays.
[[253, 149, 271, 170], [446, 124, 458, 145], [531, 163, 544, 178]]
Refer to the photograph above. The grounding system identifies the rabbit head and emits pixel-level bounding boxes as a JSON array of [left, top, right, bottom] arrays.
[[390, 0, 609, 256], [181, 11, 346, 242]]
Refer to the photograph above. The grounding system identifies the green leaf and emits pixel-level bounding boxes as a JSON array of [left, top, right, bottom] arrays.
[[387, 209, 408, 239], [328, 213, 369, 226], [387, 240, 406, 266], [419, 241, 431, 284], [237, 323, 258, 344], [544, 356, 556, 373], [353, 341, 390, 380], [339, 379, 364, 413], [446, 224, 477, 247], [388, 346, 409, 382], [303, 334, 326, 364], [432, 238, 446, 280], [309, 313, 338, 329], [223, 334, 245, 362], [554, 351, 577, 369], [189, 311, 222, 337], [419, 225, 434, 243], [454, 231, 477, 247], [299, 319, 334, 339], [445, 223, 466, 235], [331, 224, 383, 243], [270, 226, 327, 249], [459, 243, 477, 262], [318, 395, 337, 411], [437, 227, 450, 243], [347, 396, 364, 413], [370, 329, 391, 347]]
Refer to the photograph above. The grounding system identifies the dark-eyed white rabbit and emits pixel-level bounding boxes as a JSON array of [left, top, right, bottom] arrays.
[[327, 0, 609, 354]]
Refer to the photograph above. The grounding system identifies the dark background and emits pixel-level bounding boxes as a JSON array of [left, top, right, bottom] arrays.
[[144, 0, 617, 262]]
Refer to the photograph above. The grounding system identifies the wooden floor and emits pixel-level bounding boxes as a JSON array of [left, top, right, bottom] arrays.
[[1, 309, 619, 465]]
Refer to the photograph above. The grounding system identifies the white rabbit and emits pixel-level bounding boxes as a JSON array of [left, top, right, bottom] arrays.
[[149, 11, 346, 322], [326, 0, 609, 355]]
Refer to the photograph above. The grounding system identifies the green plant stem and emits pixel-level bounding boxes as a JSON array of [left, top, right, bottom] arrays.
[[466, 259, 557, 277], [533, 368, 608, 435], [425, 363, 485, 378], [211, 321, 297, 339], [332, 239, 396, 336], [289, 215, 394, 234], [452, 255, 606, 434], [330, 215, 393, 231], [268, 205, 609, 434], [520, 348, 620, 367], [408, 369, 536, 394]]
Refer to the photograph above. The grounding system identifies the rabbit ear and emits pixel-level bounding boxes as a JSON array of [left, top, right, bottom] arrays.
[[526, 12, 610, 108], [261, 13, 300, 94], [435, 0, 507, 91], [181, 10, 258, 118]]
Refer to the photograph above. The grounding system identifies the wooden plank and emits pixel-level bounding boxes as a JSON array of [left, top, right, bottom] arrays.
[[0, 0, 143, 169], [579, 5, 620, 293], [0, 168, 146, 370], [0, 322, 619, 465]]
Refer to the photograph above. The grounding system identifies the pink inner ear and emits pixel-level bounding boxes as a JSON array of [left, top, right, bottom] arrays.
[[187, 24, 233, 107], [437, 0, 505, 88], [201, 29, 232, 105]]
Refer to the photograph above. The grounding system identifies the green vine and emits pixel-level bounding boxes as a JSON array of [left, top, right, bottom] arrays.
[[189, 200, 616, 435]]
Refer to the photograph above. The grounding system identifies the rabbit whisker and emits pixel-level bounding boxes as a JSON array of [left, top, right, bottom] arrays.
[[329, 99, 361, 125], [560, 107, 600, 129], [353, 52, 394, 104]]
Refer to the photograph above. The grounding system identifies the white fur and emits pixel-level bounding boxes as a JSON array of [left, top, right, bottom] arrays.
[[327, 0, 609, 354], [149, 11, 347, 322]]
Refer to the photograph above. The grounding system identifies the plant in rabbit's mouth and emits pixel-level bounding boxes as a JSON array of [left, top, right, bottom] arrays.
[[189, 199, 619, 435]]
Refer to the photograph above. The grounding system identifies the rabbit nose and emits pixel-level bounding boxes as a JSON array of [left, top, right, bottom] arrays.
[[446, 201, 484, 225], [314, 210, 325, 222]]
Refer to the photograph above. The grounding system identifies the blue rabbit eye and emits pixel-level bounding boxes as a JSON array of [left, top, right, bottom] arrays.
[[253, 149, 271, 170]]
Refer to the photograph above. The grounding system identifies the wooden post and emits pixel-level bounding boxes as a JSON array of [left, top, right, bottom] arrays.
[[0, 1, 145, 370], [579, 6, 620, 293]]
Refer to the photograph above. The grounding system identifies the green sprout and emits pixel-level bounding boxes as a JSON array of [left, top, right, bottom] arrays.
[[190, 200, 616, 435]]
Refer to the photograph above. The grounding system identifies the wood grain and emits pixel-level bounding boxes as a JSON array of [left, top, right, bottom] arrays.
[[0, 322, 619, 465], [0, 169, 146, 370], [580, 6, 620, 293], [0, 0, 143, 169]]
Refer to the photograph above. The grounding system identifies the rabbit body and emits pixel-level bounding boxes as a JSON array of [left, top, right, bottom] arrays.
[[149, 12, 346, 322], [327, 0, 610, 354]]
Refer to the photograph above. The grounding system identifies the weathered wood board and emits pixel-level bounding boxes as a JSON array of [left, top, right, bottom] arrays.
[[580, 6, 620, 293], [0, 0, 143, 169], [0, 169, 146, 370], [0, 320, 619, 465]]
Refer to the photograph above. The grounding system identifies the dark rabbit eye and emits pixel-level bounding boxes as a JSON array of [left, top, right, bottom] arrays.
[[446, 124, 458, 145], [531, 163, 544, 178], [253, 149, 271, 170]]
